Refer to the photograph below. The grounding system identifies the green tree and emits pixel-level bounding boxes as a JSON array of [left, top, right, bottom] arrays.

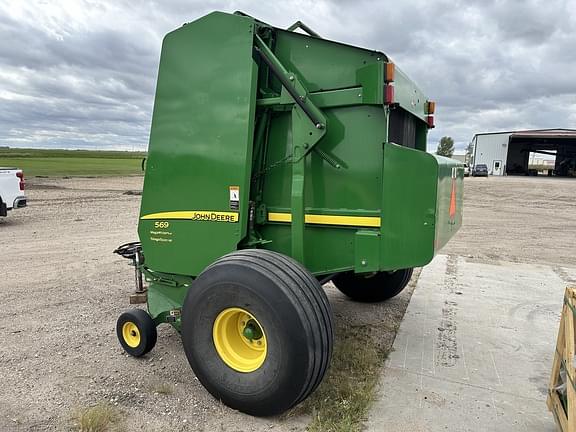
[[436, 136, 455, 158], [465, 141, 474, 163]]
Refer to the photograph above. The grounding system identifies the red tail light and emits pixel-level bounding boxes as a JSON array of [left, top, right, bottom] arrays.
[[426, 115, 435, 129], [384, 84, 395, 105], [16, 171, 25, 190]]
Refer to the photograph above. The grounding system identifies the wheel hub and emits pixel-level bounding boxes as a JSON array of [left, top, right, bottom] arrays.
[[213, 308, 267, 373], [122, 321, 141, 348]]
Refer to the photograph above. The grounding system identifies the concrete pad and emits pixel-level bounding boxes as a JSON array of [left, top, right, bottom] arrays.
[[366, 254, 571, 431]]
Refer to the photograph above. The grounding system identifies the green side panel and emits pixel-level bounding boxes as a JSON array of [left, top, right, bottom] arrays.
[[356, 62, 384, 104], [379, 144, 464, 270], [380, 143, 438, 269], [393, 67, 429, 121], [260, 105, 386, 274], [138, 12, 258, 276], [260, 225, 355, 274], [263, 106, 385, 212], [354, 230, 381, 272], [147, 282, 189, 331], [272, 30, 385, 94], [434, 155, 464, 250]]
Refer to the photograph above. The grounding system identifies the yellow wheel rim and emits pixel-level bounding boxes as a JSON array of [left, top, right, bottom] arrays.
[[212, 307, 267, 373], [122, 321, 141, 348]]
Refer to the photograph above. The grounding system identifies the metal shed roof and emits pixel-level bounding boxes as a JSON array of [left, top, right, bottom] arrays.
[[473, 128, 576, 138], [510, 129, 576, 139]]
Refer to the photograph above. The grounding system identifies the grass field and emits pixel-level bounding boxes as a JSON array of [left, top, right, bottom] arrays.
[[0, 148, 146, 177]]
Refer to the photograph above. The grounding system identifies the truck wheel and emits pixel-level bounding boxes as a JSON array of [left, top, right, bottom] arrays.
[[332, 268, 413, 303], [116, 309, 157, 357], [181, 249, 333, 416]]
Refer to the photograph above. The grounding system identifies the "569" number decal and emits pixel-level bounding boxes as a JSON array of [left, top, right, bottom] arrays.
[[154, 221, 170, 229]]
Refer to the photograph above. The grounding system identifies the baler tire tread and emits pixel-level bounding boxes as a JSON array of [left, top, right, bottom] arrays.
[[257, 251, 333, 401], [232, 250, 333, 403], [333, 268, 414, 303], [210, 249, 333, 407], [181, 249, 333, 416], [400, 268, 414, 291]]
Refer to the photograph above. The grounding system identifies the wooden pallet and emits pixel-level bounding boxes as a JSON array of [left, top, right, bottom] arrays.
[[548, 287, 576, 432]]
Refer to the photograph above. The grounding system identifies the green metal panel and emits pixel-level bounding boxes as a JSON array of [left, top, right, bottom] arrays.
[[380, 143, 438, 269], [357, 62, 384, 105], [272, 30, 386, 94], [434, 156, 464, 250], [393, 67, 429, 121], [261, 106, 385, 213], [260, 225, 356, 274], [138, 12, 258, 276], [147, 282, 188, 331], [259, 104, 386, 274], [378, 145, 464, 269], [354, 230, 381, 272]]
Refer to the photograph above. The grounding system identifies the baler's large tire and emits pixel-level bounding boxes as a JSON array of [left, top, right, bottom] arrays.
[[116, 309, 157, 357], [332, 268, 414, 303], [181, 249, 333, 416]]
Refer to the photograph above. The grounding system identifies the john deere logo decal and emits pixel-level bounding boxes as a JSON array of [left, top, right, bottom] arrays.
[[141, 211, 239, 223]]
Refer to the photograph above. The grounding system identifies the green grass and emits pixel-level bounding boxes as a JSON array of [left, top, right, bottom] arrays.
[[308, 332, 385, 432], [287, 274, 420, 431], [285, 324, 393, 432], [0, 148, 145, 177], [72, 403, 123, 432]]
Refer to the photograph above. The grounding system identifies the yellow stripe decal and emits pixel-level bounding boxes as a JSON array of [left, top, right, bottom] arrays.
[[141, 211, 239, 223], [268, 212, 380, 228]]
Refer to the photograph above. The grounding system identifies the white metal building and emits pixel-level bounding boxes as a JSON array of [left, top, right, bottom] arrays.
[[469, 129, 576, 176]]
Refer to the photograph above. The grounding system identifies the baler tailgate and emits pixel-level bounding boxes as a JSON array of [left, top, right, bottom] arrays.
[[138, 12, 259, 276]]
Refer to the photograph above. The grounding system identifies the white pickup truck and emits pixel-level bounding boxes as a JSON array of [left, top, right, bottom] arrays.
[[0, 168, 26, 217]]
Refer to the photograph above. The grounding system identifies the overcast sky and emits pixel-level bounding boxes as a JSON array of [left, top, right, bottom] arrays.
[[1, 0, 575, 153]]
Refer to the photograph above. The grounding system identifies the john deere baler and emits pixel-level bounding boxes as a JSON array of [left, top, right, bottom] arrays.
[[114, 11, 463, 416]]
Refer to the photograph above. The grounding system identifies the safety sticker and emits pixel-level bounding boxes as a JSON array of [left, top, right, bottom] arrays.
[[229, 186, 240, 211]]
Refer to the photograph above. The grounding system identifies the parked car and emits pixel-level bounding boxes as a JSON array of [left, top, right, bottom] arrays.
[[463, 163, 470, 177], [0, 167, 26, 216], [472, 164, 488, 177]]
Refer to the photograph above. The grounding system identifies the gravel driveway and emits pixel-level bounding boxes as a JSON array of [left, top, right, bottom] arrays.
[[0, 176, 413, 431], [3, 175, 573, 431]]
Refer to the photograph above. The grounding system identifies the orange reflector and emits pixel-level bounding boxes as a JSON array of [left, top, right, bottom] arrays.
[[449, 179, 457, 219], [426, 101, 436, 114], [384, 84, 394, 104], [385, 62, 395, 82]]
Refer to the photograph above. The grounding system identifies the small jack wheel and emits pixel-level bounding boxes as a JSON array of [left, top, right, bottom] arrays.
[[116, 309, 157, 357]]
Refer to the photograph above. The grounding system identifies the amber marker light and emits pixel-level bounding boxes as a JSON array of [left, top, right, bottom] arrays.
[[385, 62, 395, 82]]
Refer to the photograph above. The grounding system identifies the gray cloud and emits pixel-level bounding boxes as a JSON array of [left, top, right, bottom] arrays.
[[0, 0, 575, 152]]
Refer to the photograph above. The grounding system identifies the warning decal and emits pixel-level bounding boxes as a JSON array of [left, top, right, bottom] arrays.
[[229, 186, 240, 211]]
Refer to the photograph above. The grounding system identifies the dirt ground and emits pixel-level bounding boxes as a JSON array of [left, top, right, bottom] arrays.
[[444, 176, 576, 270], [1, 175, 574, 431], [0, 176, 413, 432]]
